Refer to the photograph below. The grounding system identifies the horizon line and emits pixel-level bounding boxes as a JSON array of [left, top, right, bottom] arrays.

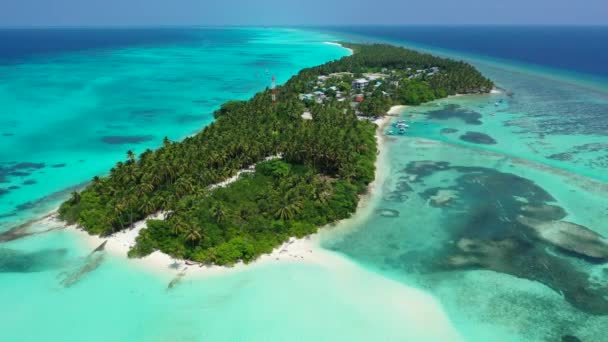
[[1, 23, 607, 29]]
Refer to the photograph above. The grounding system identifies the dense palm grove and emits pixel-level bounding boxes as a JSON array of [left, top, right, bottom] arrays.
[[59, 43, 492, 265]]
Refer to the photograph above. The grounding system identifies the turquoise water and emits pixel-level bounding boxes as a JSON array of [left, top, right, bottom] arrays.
[[0, 28, 348, 229], [321, 29, 608, 341], [2, 28, 461, 342], [3, 26, 608, 341], [1, 229, 459, 341], [3, 28, 436, 342]]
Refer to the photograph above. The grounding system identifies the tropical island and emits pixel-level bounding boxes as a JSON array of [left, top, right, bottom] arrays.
[[59, 43, 493, 266]]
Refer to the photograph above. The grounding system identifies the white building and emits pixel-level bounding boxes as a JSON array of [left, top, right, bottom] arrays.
[[352, 78, 369, 90], [299, 94, 315, 101]]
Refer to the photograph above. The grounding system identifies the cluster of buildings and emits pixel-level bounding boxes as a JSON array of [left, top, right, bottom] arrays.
[[298, 73, 387, 105], [408, 66, 440, 79], [297, 66, 441, 119], [298, 85, 344, 104]]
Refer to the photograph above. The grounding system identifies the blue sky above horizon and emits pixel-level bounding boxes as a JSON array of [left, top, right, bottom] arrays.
[[2, 0, 607, 27]]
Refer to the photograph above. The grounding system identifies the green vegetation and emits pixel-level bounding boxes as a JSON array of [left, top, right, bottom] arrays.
[[289, 43, 493, 115], [59, 43, 492, 265]]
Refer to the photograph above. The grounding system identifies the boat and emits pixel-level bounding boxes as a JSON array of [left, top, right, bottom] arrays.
[[398, 127, 406, 134], [392, 120, 409, 128]]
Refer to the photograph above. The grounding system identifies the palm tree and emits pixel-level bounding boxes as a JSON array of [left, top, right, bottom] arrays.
[[127, 150, 135, 163], [275, 196, 303, 221], [172, 218, 187, 236], [174, 177, 194, 198], [162, 136, 172, 148], [92, 176, 101, 187], [123, 195, 138, 229], [70, 191, 81, 204], [193, 187, 209, 200], [185, 227, 203, 246], [149, 171, 163, 187], [139, 148, 153, 161], [160, 159, 176, 184], [157, 193, 173, 210], [136, 182, 154, 198], [120, 164, 139, 185], [210, 203, 226, 223], [113, 202, 126, 231], [139, 197, 156, 214]]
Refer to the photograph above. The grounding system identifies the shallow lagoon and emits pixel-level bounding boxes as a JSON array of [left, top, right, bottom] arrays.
[[325, 54, 608, 340]]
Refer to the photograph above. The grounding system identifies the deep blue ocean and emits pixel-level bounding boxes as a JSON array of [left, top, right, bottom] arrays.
[[322, 26, 608, 79], [6, 26, 607, 78], [0, 28, 216, 63]]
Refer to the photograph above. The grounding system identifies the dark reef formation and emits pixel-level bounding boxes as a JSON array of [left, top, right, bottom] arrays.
[[59, 241, 107, 288], [440, 128, 458, 134], [382, 176, 414, 203], [546, 142, 608, 169], [403, 160, 608, 315], [0, 216, 63, 243], [175, 114, 204, 123], [0, 248, 67, 273], [0, 162, 45, 189], [426, 104, 483, 125], [101, 135, 154, 145], [459, 131, 497, 145]]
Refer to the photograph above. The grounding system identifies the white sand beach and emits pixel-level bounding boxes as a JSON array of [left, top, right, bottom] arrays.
[[324, 41, 354, 55], [387, 104, 407, 116], [35, 105, 462, 340], [41, 109, 395, 280]]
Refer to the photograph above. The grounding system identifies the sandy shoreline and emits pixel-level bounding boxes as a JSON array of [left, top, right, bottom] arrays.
[[324, 41, 354, 55], [31, 40, 397, 280], [387, 104, 407, 116], [36, 108, 397, 280]]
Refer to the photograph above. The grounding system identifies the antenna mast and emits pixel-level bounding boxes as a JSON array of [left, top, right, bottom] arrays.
[[271, 75, 277, 104]]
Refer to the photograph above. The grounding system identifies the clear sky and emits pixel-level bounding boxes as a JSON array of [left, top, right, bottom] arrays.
[[2, 0, 607, 27]]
